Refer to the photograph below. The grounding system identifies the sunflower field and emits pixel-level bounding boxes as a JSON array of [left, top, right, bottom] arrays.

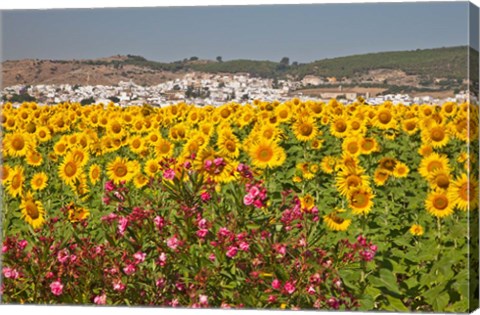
[[0, 99, 479, 311]]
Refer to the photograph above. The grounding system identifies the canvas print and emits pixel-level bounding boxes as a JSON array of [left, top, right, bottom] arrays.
[[0, 1, 479, 312]]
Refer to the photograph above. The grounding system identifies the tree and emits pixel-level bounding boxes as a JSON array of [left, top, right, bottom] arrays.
[[280, 57, 290, 66], [190, 56, 199, 61], [216, 56, 223, 62], [80, 97, 96, 106]]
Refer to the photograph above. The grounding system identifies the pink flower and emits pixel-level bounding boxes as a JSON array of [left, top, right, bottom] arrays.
[[204, 160, 213, 169], [123, 264, 136, 275], [18, 240, 28, 250], [112, 280, 126, 291], [243, 193, 254, 206], [198, 218, 208, 229], [199, 295, 208, 305], [272, 279, 281, 290], [239, 241, 250, 252], [213, 157, 224, 167], [226, 246, 238, 258], [70, 255, 77, 263], [154, 216, 165, 230], [163, 169, 175, 180], [370, 244, 378, 252], [249, 186, 260, 197], [196, 229, 209, 238], [102, 196, 111, 205], [200, 191, 211, 202], [113, 191, 124, 201], [167, 235, 181, 250], [2, 267, 19, 279], [57, 249, 69, 264], [307, 285, 316, 295], [208, 253, 216, 262], [268, 295, 277, 303], [158, 252, 167, 267], [218, 227, 231, 237], [94, 293, 107, 305], [360, 249, 375, 261], [104, 180, 115, 192], [253, 199, 264, 208], [2, 245, 8, 253], [183, 161, 192, 169], [327, 297, 340, 309], [134, 252, 146, 264], [156, 278, 166, 288], [284, 281, 296, 294], [50, 280, 64, 296], [170, 299, 179, 307], [117, 217, 129, 236]]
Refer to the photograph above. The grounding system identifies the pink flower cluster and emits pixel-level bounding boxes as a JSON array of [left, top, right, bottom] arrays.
[[340, 235, 378, 263], [243, 183, 267, 208]]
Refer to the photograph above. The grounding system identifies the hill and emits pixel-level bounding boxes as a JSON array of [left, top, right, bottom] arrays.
[[1, 46, 475, 89]]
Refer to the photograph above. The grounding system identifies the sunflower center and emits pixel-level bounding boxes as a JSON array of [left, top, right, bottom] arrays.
[[2, 168, 9, 180], [25, 201, 39, 220], [12, 136, 25, 151], [258, 146, 274, 162], [11, 174, 21, 189], [64, 162, 78, 177], [405, 121, 416, 131], [263, 129, 274, 139], [300, 124, 313, 136], [381, 159, 396, 171], [150, 135, 159, 142], [279, 109, 289, 119], [92, 168, 99, 179], [159, 143, 170, 154], [430, 127, 445, 142], [433, 195, 448, 210], [149, 164, 158, 173], [436, 174, 450, 189], [460, 183, 471, 201], [225, 140, 236, 152], [220, 108, 231, 119], [346, 175, 361, 188], [445, 104, 453, 113], [39, 130, 47, 138], [335, 121, 347, 132], [330, 213, 344, 224], [114, 165, 128, 177], [427, 161, 443, 172], [132, 139, 141, 149], [30, 153, 41, 163], [112, 123, 122, 134], [347, 142, 359, 154], [351, 121, 360, 130], [351, 191, 369, 208], [362, 139, 374, 150], [378, 111, 392, 124]]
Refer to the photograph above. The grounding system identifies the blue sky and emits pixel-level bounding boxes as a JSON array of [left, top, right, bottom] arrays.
[[0, 2, 472, 62]]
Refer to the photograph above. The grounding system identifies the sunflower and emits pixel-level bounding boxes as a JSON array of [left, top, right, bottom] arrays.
[[146, 131, 162, 147], [418, 153, 450, 179], [3, 132, 31, 157], [275, 103, 292, 123], [348, 117, 366, 135], [425, 190, 454, 218], [373, 107, 396, 130], [428, 169, 450, 190], [378, 157, 397, 174], [450, 116, 469, 142], [418, 144, 433, 157], [402, 118, 418, 135], [293, 117, 317, 142], [58, 156, 81, 186], [441, 101, 457, 117], [155, 139, 174, 159], [66, 202, 90, 223], [1, 164, 12, 184], [409, 224, 424, 236], [359, 137, 379, 155], [348, 187, 375, 215], [392, 162, 409, 178], [31, 172, 48, 191], [36, 126, 52, 142], [107, 119, 125, 138], [324, 210, 351, 231], [448, 173, 478, 211], [145, 159, 161, 178], [217, 130, 241, 158], [25, 150, 43, 167], [133, 173, 149, 189], [89, 164, 101, 185], [373, 169, 389, 186], [248, 140, 286, 169], [53, 141, 68, 156], [129, 136, 146, 155], [259, 124, 281, 142], [311, 138, 324, 150], [299, 194, 315, 212], [107, 157, 136, 184], [330, 116, 349, 138], [6, 166, 24, 198], [69, 148, 90, 167], [336, 168, 370, 197], [20, 192, 45, 229], [342, 137, 361, 156], [320, 156, 336, 174], [422, 123, 449, 148]]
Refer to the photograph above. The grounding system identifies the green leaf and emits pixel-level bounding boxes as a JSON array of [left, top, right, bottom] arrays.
[[369, 269, 401, 295], [385, 295, 408, 312], [432, 292, 449, 312], [358, 294, 375, 310]]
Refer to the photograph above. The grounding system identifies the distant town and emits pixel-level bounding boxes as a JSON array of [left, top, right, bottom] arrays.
[[1, 72, 474, 107]]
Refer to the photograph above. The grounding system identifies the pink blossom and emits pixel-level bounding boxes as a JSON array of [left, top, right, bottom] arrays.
[[94, 293, 107, 305], [370, 244, 378, 252], [272, 279, 281, 290], [239, 241, 250, 252], [243, 193, 254, 206], [123, 264, 136, 275], [284, 281, 296, 295], [200, 191, 211, 202], [45, 272, 54, 279], [221, 303, 232, 309], [158, 252, 167, 267], [170, 299, 179, 307], [268, 295, 277, 303], [112, 279, 126, 291], [208, 253, 216, 262], [199, 295, 209, 305], [18, 240, 28, 250], [113, 191, 124, 201], [327, 297, 340, 309], [167, 235, 181, 250], [249, 186, 260, 197], [214, 157, 224, 167], [154, 216, 165, 230], [307, 285, 316, 295], [2, 267, 19, 279], [226, 246, 238, 258], [50, 280, 64, 296], [57, 249, 69, 264], [102, 196, 111, 205], [196, 229, 209, 238], [163, 169, 175, 180], [70, 255, 77, 263], [253, 199, 264, 208], [218, 227, 231, 237], [104, 180, 115, 192], [156, 278, 166, 288], [357, 235, 367, 246], [360, 249, 375, 261], [134, 252, 146, 264], [101, 212, 117, 222], [198, 218, 208, 229], [204, 160, 213, 169], [2, 245, 8, 253], [117, 217, 129, 236], [183, 161, 192, 169]]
